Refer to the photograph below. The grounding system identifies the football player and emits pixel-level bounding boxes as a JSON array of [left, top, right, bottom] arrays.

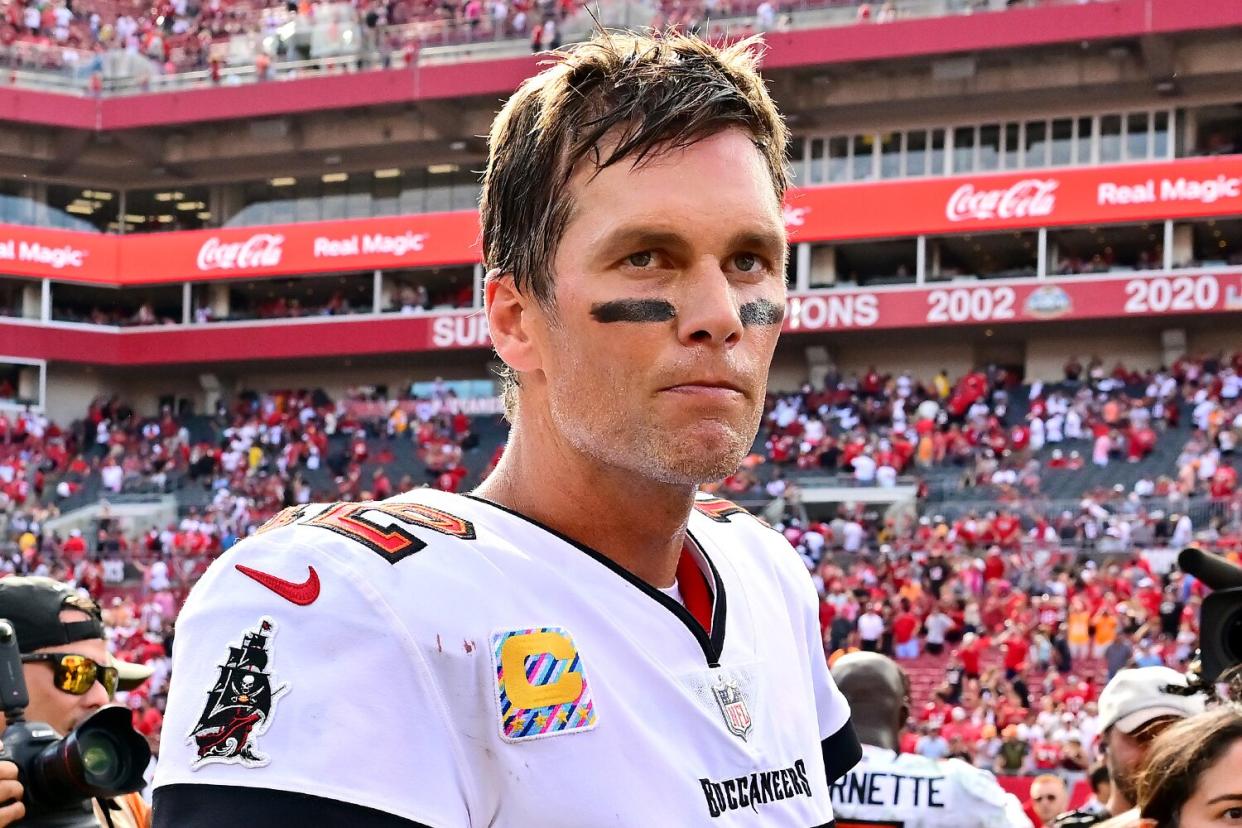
[[153, 30, 861, 826], [829, 652, 1032, 828]]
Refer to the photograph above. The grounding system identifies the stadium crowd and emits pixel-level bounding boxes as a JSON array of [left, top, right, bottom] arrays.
[[0, 351, 1231, 813], [0, 0, 1059, 83], [743, 352, 1242, 500]]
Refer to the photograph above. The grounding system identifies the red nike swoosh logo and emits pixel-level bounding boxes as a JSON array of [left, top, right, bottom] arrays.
[[235, 564, 320, 606]]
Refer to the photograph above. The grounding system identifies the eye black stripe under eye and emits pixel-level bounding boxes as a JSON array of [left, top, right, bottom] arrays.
[[738, 298, 785, 326], [589, 299, 677, 323]]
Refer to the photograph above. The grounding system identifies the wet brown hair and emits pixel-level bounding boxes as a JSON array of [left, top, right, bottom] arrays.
[[480, 30, 788, 416], [481, 30, 789, 306], [1137, 706, 1242, 827]]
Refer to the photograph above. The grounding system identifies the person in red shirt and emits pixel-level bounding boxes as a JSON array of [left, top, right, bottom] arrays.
[[62, 529, 87, 563], [940, 707, 980, 745], [1030, 740, 1062, 772], [959, 633, 986, 680], [983, 546, 1006, 582], [892, 602, 920, 660], [999, 623, 1029, 680], [1211, 465, 1238, 499], [898, 728, 919, 755], [992, 510, 1021, 550], [1009, 423, 1030, 453]]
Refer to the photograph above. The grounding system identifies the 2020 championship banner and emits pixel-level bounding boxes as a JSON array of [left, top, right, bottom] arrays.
[[782, 271, 1242, 334]]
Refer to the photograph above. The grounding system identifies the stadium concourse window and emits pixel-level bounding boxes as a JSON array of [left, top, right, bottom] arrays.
[[382, 267, 475, 312], [41, 185, 119, 232], [1049, 223, 1165, 275], [927, 231, 1038, 282], [50, 283, 183, 326], [789, 137, 809, 186], [808, 239, 918, 289], [0, 280, 40, 320], [1191, 104, 1242, 155], [798, 110, 1171, 183], [1173, 218, 1242, 268], [190, 273, 373, 322], [226, 165, 482, 227], [0, 362, 40, 408], [123, 188, 213, 232]]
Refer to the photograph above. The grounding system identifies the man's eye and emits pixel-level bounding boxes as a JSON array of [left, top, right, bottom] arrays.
[[734, 253, 760, 272], [626, 252, 654, 268]]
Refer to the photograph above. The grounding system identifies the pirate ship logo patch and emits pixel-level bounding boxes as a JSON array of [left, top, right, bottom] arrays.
[[187, 617, 289, 770]]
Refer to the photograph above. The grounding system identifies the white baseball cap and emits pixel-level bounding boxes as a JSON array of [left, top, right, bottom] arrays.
[[1098, 666, 1206, 734]]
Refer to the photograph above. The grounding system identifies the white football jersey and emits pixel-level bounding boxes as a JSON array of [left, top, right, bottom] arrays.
[[830, 745, 1033, 828], [155, 489, 855, 826]]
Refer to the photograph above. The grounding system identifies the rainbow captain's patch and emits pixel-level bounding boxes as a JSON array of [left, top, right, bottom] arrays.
[[491, 626, 598, 743]]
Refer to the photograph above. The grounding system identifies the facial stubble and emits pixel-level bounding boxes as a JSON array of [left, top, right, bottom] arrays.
[[543, 314, 763, 486]]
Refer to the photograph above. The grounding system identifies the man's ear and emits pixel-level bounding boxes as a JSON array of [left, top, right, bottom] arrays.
[[485, 270, 543, 374]]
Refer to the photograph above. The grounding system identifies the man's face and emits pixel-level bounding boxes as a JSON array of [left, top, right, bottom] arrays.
[[21, 610, 111, 736], [519, 128, 787, 485], [1104, 725, 1153, 807], [1029, 778, 1068, 822]]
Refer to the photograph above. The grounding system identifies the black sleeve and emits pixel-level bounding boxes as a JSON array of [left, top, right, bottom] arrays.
[[821, 718, 863, 785], [153, 784, 437, 827]]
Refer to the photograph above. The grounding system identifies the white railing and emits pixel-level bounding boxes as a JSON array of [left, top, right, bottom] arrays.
[[0, 0, 1116, 97]]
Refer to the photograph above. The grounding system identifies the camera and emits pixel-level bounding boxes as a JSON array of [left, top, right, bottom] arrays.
[[1178, 547, 1242, 694], [0, 619, 150, 826]]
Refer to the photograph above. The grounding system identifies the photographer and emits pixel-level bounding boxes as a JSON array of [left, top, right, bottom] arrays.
[[1054, 666, 1205, 827], [0, 577, 153, 828]]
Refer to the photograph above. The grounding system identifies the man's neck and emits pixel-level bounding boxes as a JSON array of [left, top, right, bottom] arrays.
[[855, 725, 898, 752], [473, 421, 697, 589], [1103, 790, 1132, 817]]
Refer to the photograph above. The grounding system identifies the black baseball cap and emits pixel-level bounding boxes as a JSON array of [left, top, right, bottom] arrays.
[[0, 576, 153, 690]]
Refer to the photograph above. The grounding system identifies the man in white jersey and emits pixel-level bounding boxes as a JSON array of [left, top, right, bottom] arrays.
[[153, 30, 860, 827], [829, 652, 1031, 828]]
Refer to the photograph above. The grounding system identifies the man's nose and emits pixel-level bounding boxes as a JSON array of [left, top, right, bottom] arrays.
[[81, 678, 111, 709], [675, 260, 743, 347]]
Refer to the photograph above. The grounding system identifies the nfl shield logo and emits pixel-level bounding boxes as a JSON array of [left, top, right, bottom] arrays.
[[712, 678, 752, 741]]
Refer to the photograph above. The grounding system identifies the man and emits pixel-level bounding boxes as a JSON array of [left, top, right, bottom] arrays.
[[0, 576, 154, 827], [1104, 633, 1133, 680], [829, 651, 1032, 827], [891, 601, 920, 660], [153, 31, 860, 827], [1082, 764, 1111, 814], [924, 602, 954, 656], [857, 603, 884, 652], [1026, 774, 1069, 827], [915, 723, 950, 760], [1052, 666, 1204, 827]]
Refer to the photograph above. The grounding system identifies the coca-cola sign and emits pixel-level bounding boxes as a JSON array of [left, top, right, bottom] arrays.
[[783, 205, 811, 228], [945, 179, 1059, 223], [196, 233, 285, 271]]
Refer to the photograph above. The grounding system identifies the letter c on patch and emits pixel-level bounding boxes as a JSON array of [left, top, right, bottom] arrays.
[[500, 630, 583, 709]]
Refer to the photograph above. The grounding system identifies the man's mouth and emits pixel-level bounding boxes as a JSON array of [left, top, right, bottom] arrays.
[[660, 378, 747, 397]]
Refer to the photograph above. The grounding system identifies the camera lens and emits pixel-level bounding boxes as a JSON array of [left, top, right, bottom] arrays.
[[12, 706, 150, 815], [77, 730, 126, 787]]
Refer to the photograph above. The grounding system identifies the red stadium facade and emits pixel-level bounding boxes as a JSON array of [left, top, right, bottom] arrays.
[[0, 0, 1239, 419]]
